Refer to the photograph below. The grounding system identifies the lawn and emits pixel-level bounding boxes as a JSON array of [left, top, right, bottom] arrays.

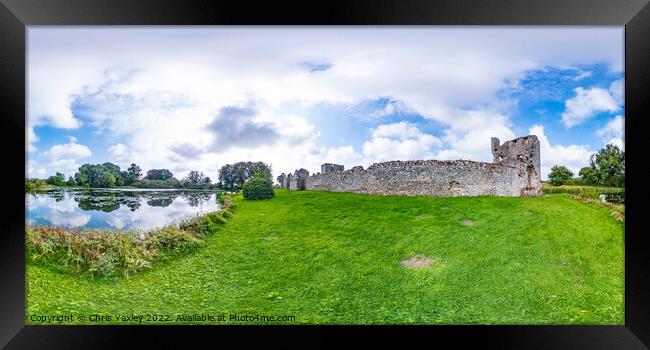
[[26, 189, 624, 325]]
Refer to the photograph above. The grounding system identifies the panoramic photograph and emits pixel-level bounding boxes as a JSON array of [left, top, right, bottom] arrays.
[[25, 27, 624, 325]]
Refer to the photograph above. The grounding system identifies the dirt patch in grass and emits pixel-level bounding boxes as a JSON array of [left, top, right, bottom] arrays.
[[401, 254, 433, 268], [461, 220, 474, 226]]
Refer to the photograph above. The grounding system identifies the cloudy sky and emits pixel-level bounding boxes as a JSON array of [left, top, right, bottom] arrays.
[[26, 27, 624, 181]]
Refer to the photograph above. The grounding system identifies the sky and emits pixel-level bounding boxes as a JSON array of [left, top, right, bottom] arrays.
[[26, 27, 624, 181]]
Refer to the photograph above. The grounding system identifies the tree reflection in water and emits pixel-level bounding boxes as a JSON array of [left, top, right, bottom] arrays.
[[68, 190, 217, 212], [26, 189, 222, 231], [180, 192, 212, 207]]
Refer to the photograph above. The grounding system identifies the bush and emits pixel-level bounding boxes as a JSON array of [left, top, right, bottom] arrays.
[[243, 176, 274, 200], [144, 227, 203, 256], [216, 191, 226, 205], [178, 216, 210, 237], [205, 212, 227, 225], [548, 165, 574, 186]]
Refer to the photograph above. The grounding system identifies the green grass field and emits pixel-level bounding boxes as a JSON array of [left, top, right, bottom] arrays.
[[26, 189, 624, 325]]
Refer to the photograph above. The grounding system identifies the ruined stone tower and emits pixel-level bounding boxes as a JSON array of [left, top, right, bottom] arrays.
[[491, 135, 541, 196]]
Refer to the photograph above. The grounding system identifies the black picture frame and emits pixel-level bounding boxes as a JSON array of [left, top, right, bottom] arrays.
[[1, 0, 648, 348]]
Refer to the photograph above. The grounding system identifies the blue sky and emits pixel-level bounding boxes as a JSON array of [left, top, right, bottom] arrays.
[[26, 27, 624, 180]]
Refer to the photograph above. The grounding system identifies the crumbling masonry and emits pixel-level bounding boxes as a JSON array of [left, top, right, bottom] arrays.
[[279, 135, 541, 197]]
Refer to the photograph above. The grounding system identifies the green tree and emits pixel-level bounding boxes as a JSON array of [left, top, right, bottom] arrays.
[[548, 165, 573, 186], [578, 166, 598, 184], [65, 176, 76, 186], [133, 178, 181, 189], [218, 161, 272, 191], [125, 163, 142, 185], [217, 164, 235, 190], [589, 144, 625, 187], [46, 172, 66, 186], [184, 170, 205, 184], [145, 169, 174, 180], [74, 163, 120, 188]]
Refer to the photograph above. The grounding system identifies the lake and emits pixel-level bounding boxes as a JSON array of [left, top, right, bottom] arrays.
[[26, 188, 222, 231]]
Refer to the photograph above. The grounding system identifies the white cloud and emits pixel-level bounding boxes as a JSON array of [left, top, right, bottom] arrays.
[[363, 122, 441, 162], [107, 143, 140, 169], [42, 209, 91, 228], [434, 110, 515, 162], [26, 159, 47, 178], [371, 121, 424, 140], [570, 70, 592, 81], [47, 159, 79, 177], [596, 115, 624, 140], [561, 86, 620, 128], [609, 79, 624, 103], [43, 138, 91, 160], [607, 137, 625, 151], [529, 124, 592, 179], [318, 145, 364, 170], [26, 126, 39, 152], [41, 137, 92, 177]]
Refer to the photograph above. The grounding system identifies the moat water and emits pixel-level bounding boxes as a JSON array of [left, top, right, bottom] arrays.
[[26, 188, 221, 231]]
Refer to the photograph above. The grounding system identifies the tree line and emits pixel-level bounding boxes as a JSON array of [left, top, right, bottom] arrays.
[[548, 144, 624, 187], [28, 160, 274, 191], [31, 163, 215, 190]]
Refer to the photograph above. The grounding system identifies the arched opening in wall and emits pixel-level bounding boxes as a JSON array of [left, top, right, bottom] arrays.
[[449, 181, 460, 196], [297, 178, 306, 191]]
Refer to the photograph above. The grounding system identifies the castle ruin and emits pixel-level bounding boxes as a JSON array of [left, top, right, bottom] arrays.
[[278, 135, 541, 197]]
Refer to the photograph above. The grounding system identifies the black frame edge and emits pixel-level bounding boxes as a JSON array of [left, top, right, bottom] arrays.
[[1, 0, 649, 348], [624, 1, 650, 347], [0, 1, 26, 349]]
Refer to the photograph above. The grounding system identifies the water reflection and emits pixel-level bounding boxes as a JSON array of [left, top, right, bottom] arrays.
[[599, 192, 625, 204], [26, 189, 221, 231]]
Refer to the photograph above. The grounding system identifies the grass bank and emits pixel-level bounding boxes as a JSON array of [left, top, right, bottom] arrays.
[[542, 183, 624, 221], [26, 190, 623, 324]]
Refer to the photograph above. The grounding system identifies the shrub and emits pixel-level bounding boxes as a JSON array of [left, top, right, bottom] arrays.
[[144, 227, 203, 256], [548, 165, 574, 186], [205, 212, 227, 225], [216, 191, 226, 205], [242, 176, 274, 200], [178, 216, 210, 237], [222, 195, 236, 210]]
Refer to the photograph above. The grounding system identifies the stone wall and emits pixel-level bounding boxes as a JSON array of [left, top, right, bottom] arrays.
[[281, 135, 541, 197], [321, 163, 345, 174], [286, 168, 309, 190]]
